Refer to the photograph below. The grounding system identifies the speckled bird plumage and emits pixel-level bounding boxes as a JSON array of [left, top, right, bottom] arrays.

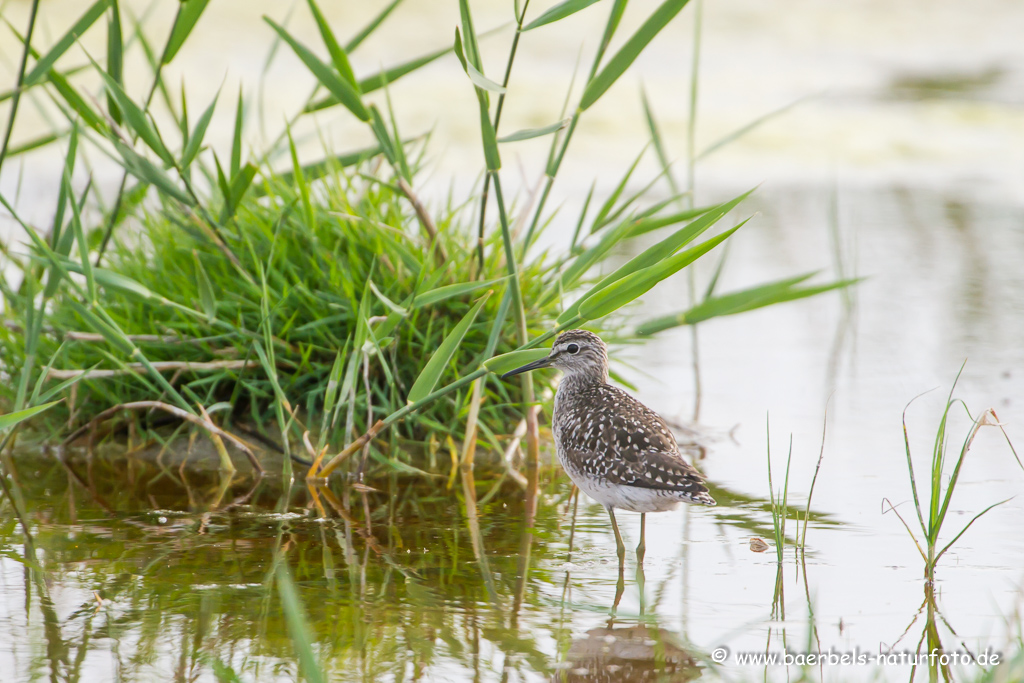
[[513, 329, 715, 513]]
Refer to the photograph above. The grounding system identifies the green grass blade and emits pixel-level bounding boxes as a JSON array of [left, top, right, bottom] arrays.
[[0, 401, 62, 431], [367, 105, 398, 166], [36, 368, 95, 405], [524, 0, 604, 31], [274, 565, 326, 683], [580, 0, 691, 111], [561, 192, 751, 320], [901, 399, 930, 536], [318, 351, 346, 449], [161, 0, 212, 64], [476, 96, 501, 171], [588, 0, 629, 83], [264, 17, 370, 122], [193, 250, 216, 320], [590, 146, 646, 231], [181, 88, 219, 168], [23, 0, 109, 86], [597, 191, 750, 283], [65, 158, 96, 304], [934, 498, 1011, 566], [66, 300, 132, 354], [407, 292, 491, 404], [569, 180, 597, 251], [412, 277, 509, 307], [253, 144, 384, 195], [636, 275, 858, 334], [627, 204, 714, 237], [483, 348, 549, 376], [345, 0, 404, 52], [221, 162, 258, 223], [552, 219, 637, 309], [284, 128, 314, 227], [4, 132, 61, 158], [577, 223, 742, 321], [111, 140, 193, 204], [457, 0, 483, 72], [43, 129, 80, 297], [231, 88, 244, 178], [53, 258, 156, 300], [306, 0, 357, 88], [49, 70, 108, 133], [497, 119, 570, 143], [641, 86, 682, 196], [94, 59, 174, 165], [454, 29, 500, 170], [368, 281, 408, 316], [106, 0, 124, 125], [696, 96, 808, 161], [358, 45, 453, 95], [467, 61, 507, 93]]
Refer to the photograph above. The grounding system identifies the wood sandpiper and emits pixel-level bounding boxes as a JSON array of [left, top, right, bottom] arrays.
[[503, 329, 715, 562]]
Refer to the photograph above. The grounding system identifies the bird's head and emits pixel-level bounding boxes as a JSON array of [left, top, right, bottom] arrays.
[[501, 329, 608, 383]]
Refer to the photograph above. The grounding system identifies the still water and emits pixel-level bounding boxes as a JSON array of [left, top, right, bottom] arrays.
[[2, 184, 1023, 682]]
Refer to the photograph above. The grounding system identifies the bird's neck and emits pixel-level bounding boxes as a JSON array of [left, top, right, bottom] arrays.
[[559, 366, 608, 388]]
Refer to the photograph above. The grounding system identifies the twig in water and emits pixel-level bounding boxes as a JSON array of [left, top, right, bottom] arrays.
[[62, 401, 264, 473]]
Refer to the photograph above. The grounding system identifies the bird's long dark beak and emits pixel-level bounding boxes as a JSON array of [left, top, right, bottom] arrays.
[[501, 355, 554, 380]]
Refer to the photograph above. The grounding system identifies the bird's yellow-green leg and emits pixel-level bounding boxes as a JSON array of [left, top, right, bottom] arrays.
[[608, 507, 626, 565], [636, 513, 646, 564]]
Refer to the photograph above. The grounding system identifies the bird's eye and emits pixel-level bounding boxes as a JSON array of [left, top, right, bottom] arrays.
[[566, 343, 580, 355]]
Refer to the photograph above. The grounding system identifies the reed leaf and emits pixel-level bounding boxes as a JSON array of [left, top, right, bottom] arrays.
[[577, 223, 742, 322], [111, 140, 192, 204], [264, 18, 370, 122], [586, 190, 752, 295], [306, 46, 453, 112], [193, 250, 216, 320], [346, 0, 404, 52], [589, 147, 647, 231], [497, 119, 570, 143], [407, 292, 491, 404], [49, 70, 108, 133], [306, 0, 358, 88], [230, 89, 244, 178], [161, 0, 212, 64], [94, 61, 174, 166], [0, 401, 62, 431], [221, 162, 259, 223], [636, 274, 858, 334], [106, 0, 123, 124], [524, 0, 604, 31], [579, 0, 691, 111], [483, 348, 548, 376], [417, 280, 502, 308], [181, 89, 219, 168], [23, 0, 109, 86], [455, 29, 500, 171], [4, 132, 62, 158]]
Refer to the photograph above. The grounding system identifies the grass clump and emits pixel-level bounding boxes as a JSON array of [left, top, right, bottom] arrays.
[[0, 0, 851, 476], [0, 156, 569, 454]]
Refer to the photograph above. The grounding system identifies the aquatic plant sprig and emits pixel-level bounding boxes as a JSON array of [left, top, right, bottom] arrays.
[[885, 365, 1023, 582]]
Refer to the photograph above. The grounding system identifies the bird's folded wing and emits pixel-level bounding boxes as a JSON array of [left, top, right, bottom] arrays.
[[564, 447, 708, 495]]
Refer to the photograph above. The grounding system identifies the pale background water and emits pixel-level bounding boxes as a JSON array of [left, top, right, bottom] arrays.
[[1, 0, 1023, 681]]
